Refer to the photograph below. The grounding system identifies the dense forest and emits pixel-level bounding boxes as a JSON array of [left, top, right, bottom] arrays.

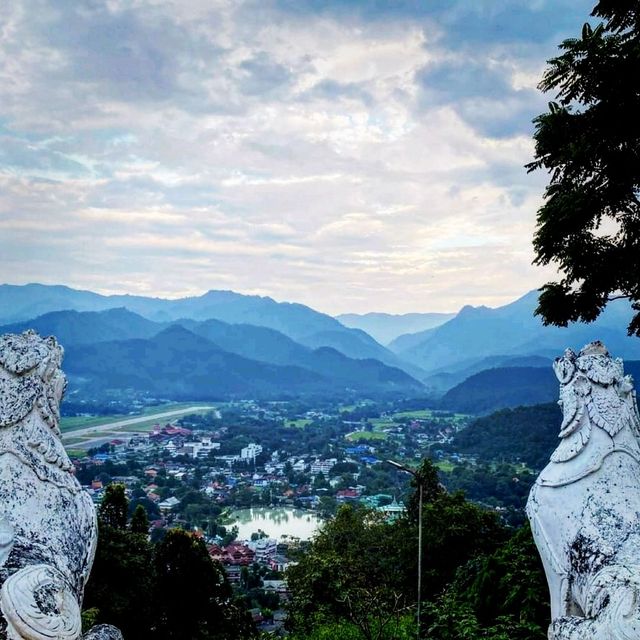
[[439, 368, 558, 414], [444, 403, 561, 470], [84, 485, 254, 639]]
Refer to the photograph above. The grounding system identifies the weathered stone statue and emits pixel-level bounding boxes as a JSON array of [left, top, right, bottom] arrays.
[[0, 331, 122, 640], [527, 341, 640, 639]]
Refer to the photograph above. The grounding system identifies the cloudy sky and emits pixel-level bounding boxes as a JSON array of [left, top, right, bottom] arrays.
[[0, 0, 595, 314]]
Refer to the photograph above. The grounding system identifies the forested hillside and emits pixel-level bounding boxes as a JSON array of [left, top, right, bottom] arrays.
[[444, 403, 561, 470], [439, 368, 558, 414]]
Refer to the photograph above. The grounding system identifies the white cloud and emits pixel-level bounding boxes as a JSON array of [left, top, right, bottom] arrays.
[[0, 0, 588, 314]]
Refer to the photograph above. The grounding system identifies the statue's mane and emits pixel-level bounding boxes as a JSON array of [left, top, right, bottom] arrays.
[[551, 342, 640, 464], [0, 331, 65, 434]]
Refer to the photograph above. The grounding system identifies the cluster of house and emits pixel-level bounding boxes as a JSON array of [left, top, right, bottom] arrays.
[[79, 426, 406, 512], [77, 418, 413, 537], [208, 538, 291, 576], [207, 537, 292, 633]]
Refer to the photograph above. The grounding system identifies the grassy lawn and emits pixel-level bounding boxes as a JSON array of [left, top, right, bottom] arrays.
[[63, 436, 90, 445], [368, 418, 395, 432], [346, 431, 387, 442], [65, 449, 86, 458], [60, 415, 120, 433], [392, 409, 470, 425], [60, 403, 215, 433], [392, 410, 434, 420], [287, 419, 312, 429], [435, 460, 457, 472]]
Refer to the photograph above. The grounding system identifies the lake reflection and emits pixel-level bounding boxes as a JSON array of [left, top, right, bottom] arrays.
[[227, 507, 322, 541]]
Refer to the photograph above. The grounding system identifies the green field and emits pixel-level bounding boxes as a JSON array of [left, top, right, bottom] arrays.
[[65, 449, 86, 458], [63, 436, 90, 445], [435, 460, 457, 472], [392, 410, 434, 419], [287, 419, 313, 429], [392, 409, 469, 423], [346, 431, 387, 442], [60, 415, 120, 433], [339, 404, 358, 413], [60, 403, 215, 433]]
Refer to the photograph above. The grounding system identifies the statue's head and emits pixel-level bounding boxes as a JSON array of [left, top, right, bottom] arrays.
[[551, 342, 638, 462], [0, 331, 67, 434]]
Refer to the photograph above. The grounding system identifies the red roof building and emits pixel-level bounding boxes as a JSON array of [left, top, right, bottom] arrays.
[[208, 542, 255, 566]]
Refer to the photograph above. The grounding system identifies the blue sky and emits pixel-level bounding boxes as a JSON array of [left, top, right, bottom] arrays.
[[0, 0, 595, 314]]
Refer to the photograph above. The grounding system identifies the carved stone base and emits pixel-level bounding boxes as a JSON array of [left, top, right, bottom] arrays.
[[0, 564, 80, 640], [83, 625, 124, 640]]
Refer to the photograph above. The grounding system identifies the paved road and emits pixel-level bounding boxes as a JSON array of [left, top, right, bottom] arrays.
[[61, 406, 215, 442]]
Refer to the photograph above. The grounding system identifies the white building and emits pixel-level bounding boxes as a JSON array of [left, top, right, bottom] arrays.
[[292, 459, 307, 473], [249, 538, 278, 562], [310, 458, 337, 476], [158, 496, 180, 513], [241, 443, 263, 461], [181, 439, 221, 459]]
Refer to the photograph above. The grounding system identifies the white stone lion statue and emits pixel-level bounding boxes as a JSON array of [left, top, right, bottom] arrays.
[[0, 331, 121, 640], [527, 341, 640, 639]]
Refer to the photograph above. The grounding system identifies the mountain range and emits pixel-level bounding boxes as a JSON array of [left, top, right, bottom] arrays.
[[3, 283, 640, 409], [388, 290, 640, 376], [438, 360, 640, 414], [0, 308, 423, 399], [0, 283, 418, 378]]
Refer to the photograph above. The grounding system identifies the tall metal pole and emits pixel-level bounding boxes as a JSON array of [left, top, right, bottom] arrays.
[[385, 459, 423, 640], [417, 482, 423, 640]]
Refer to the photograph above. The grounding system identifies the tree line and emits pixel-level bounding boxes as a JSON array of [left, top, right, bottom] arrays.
[[83, 484, 254, 639]]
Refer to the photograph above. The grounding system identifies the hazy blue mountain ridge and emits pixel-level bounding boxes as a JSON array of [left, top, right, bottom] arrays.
[[4, 284, 640, 403], [64, 325, 325, 399], [336, 311, 456, 345], [440, 360, 640, 414], [422, 355, 552, 396], [1, 308, 423, 398], [390, 291, 640, 374], [0, 283, 418, 377], [0, 308, 163, 346]]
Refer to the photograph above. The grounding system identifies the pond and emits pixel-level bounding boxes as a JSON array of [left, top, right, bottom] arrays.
[[226, 507, 323, 541]]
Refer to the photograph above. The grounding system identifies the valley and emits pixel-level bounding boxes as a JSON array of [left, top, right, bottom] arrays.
[[3, 282, 637, 637]]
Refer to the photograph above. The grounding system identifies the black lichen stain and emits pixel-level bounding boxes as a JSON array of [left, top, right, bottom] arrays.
[[34, 581, 60, 616], [570, 533, 612, 576]]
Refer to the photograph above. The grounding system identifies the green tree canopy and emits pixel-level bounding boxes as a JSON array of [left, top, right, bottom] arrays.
[[425, 525, 548, 640], [528, 1, 640, 334], [287, 479, 508, 640], [152, 529, 253, 640], [287, 504, 413, 640], [98, 483, 128, 530], [85, 484, 155, 637], [130, 503, 150, 535]]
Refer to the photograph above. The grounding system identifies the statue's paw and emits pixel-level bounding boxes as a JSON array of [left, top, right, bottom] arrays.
[[0, 564, 81, 639], [83, 624, 123, 640]]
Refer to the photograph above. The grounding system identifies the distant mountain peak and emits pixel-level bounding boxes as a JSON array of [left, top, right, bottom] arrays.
[[457, 304, 490, 318], [156, 324, 199, 339]]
